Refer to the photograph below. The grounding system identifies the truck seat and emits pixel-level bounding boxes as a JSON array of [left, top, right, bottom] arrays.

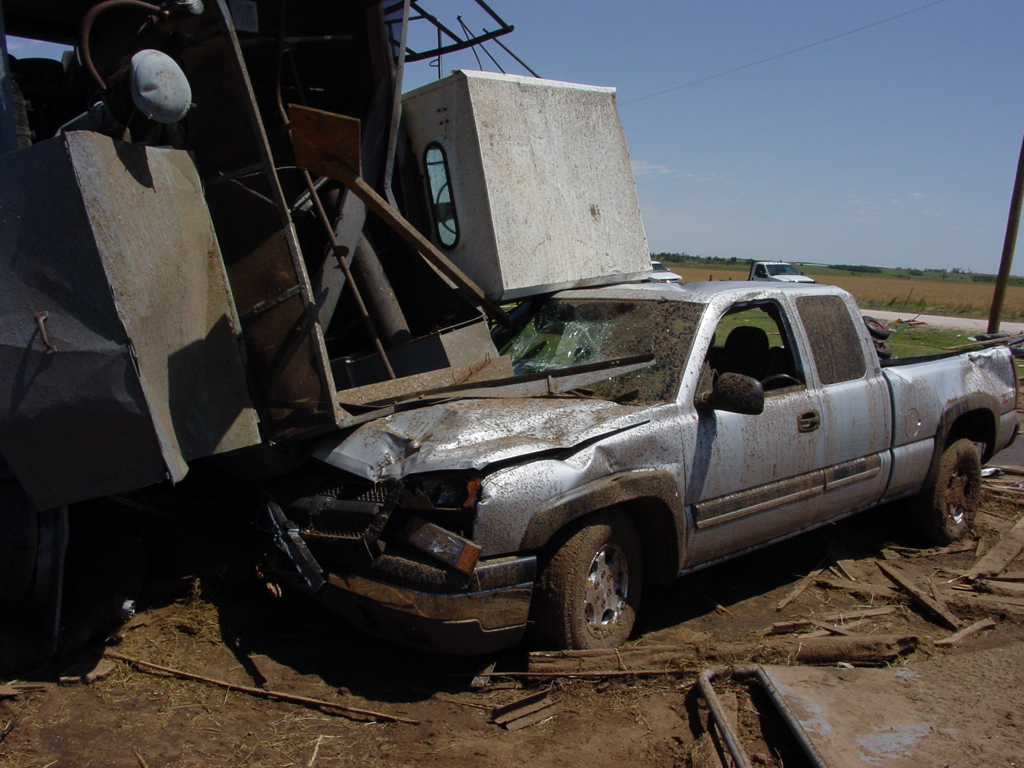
[[723, 326, 770, 379]]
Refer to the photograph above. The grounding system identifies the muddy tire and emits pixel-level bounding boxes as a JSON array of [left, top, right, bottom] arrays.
[[530, 508, 643, 650], [864, 316, 891, 340], [874, 339, 893, 359], [914, 438, 982, 545]]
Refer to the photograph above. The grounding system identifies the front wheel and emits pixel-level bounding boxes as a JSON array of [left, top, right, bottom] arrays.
[[914, 438, 982, 544], [529, 508, 643, 650]]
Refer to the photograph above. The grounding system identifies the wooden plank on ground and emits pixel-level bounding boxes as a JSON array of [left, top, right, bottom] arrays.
[[934, 618, 997, 647], [766, 606, 896, 636], [975, 580, 1024, 598], [967, 516, 1024, 580], [945, 591, 1024, 617], [815, 576, 898, 601], [776, 566, 824, 611], [877, 562, 962, 631]]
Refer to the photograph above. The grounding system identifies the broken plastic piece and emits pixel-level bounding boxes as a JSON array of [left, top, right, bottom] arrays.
[[398, 516, 480, 574]]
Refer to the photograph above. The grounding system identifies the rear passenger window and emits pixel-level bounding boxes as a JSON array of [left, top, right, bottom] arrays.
[[796, 296, 866, 385]]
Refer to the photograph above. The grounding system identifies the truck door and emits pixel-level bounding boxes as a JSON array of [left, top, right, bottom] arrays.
[[794, 296, 892, 511], [681, 300, 826, 565]]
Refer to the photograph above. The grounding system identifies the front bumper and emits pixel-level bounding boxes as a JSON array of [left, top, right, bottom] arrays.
[[313, 553, 537, 655]]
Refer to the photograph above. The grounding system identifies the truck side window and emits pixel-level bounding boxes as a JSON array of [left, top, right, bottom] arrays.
[[424, 143, 459, 248], [706, 302, 803, 392], [796, 296, 867, 385], [754, 264, 767, 278]]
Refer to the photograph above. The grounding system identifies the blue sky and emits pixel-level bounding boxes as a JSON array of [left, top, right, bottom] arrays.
[[402, 0, 1024, 274], [10, 1, 1024, 273]]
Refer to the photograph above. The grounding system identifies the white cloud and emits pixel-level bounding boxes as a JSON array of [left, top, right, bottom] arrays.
[[631, 160, 674, 177]]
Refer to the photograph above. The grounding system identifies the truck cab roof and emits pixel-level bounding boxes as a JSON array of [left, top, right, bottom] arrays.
[[552, 279, 848, 305]]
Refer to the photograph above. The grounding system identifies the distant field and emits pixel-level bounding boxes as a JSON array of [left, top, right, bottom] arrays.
[[664, 264, 1024, 321]]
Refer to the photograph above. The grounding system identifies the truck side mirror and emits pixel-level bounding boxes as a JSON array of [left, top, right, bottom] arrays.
[[695, 372, 765, 415]]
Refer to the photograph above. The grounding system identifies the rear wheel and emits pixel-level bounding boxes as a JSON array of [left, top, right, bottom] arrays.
[[530, 508, 643, 650], [914, 438, 982, 544]]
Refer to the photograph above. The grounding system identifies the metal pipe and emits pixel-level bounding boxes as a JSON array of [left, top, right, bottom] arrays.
[[350, 236, 412, 346], [750, 667, 830, 768], [988, 130, 1024, 334], [483, 27, 541, 78], [695, 667, 754, 768], [382, 0, 409, 209], [79, 0, 163, 91], [303, 171, 396, 379], [697, 666, 832, 768], [273, 0, 395, 379]]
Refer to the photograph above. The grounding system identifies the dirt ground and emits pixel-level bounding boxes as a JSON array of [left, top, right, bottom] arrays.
[[3, 471, 1024, 767]]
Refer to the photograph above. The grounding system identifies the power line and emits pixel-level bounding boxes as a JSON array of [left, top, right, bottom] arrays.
[[621, 0, 952, 106]]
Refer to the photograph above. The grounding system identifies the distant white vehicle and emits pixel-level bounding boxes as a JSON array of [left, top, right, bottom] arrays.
[[749, 261, 815, 284], [647, 261, 682, 283]]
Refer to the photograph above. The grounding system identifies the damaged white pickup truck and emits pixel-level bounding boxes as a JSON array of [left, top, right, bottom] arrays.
[[264, 281, 1018, 653]]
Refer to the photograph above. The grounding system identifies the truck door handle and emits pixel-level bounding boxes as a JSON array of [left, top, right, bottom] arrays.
[[798, 410, 820, 432]]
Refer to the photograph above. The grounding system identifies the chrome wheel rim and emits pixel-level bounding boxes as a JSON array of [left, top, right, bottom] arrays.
[[583, 543, 628, 635], [946, 465, 972, 532]]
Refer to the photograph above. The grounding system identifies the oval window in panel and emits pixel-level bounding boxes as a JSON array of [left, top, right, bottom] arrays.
[[424, 143, 459, 248]]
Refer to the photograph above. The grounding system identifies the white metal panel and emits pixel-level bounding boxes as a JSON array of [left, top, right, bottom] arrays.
[[402, 71, 651, 301]]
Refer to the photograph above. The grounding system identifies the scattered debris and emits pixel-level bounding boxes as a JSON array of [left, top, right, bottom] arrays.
[[775, 560, 827, 611], [975, 580, 1024, 598], [470, 660, 497, 688], [967, 515, 1024, 580], [133, 748, 151, 768], [781, 634, 918, 666], [815, 575, 898, 601], [828, 540, 870, 583], [945, 591, 1024, 617], [934, 618, 998, 647], [523, 633, 916, 677], [491, 689, 560, 731], [0, 717, 18, 746], [982, 467, 1006, 478], [877, 562, 962, 631], [0, 683, 46, 699], [103, 651, 418, 724], [688, 731, 725, 768], [765, 605, 897, 636], [886, 540, 976, 558], [805, 619, 856, 637], [59, 657, 117, 686], [690, 582, 735, 616]]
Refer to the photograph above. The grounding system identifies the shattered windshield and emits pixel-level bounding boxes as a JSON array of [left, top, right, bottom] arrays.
[[502, 298, 703, 404]]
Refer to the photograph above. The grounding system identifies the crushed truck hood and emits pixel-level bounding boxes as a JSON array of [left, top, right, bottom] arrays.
[[313, 398, 647, 480]]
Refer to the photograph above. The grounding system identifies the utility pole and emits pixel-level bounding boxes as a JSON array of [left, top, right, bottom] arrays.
[[988, 131, 1024, 333]]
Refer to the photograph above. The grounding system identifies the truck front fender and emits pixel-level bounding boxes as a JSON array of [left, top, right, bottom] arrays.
[[520, 469, 684, 583]]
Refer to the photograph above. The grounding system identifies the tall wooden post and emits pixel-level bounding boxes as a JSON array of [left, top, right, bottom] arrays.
[[988, 131, 1024, 333]]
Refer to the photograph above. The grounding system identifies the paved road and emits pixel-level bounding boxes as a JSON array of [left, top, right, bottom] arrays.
[[861, 309, 1024, 336]]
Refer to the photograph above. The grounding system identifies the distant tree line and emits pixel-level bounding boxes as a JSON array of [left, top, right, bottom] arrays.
[[971, 274, 1024, 286], [832, 264, 883, 274], [651, 252, 1019, 282], [651, 252, 739, 264]]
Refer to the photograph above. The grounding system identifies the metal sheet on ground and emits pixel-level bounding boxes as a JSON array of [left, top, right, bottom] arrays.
[[761, 654, 1024, 767]]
